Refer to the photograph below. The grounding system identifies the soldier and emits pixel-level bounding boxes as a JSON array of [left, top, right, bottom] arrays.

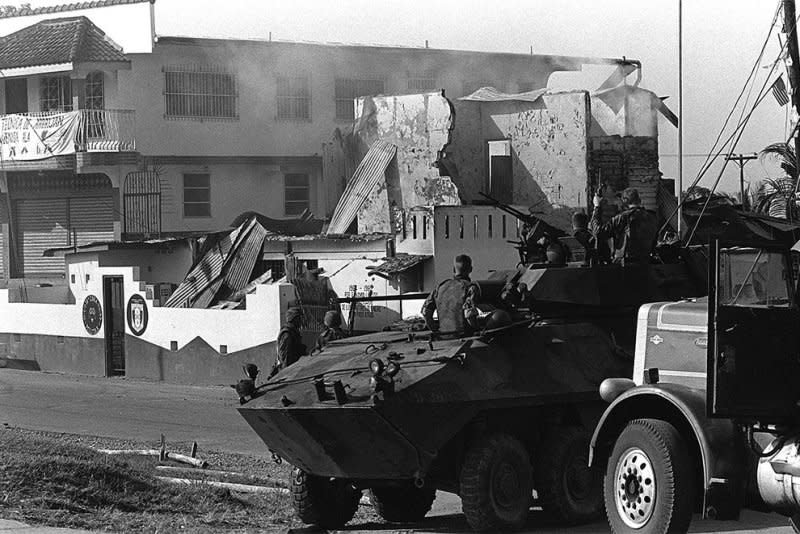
[[422, 254, 477, 335], [269, 307, 307, 378], [590, 187, 658, 265], [314, 310, 347, 353]]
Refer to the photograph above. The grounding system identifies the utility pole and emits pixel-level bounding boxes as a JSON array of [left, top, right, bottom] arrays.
[[783, 0, 800, 172], [724, 153, 757, 207], [677, 0, 683, 235]]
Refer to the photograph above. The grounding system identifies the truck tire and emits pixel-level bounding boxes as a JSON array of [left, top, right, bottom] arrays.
[[604, 419, 694, 534], [535, 425, 603, 524], [291, 467, 361, 529], [369, 486, 436, 522], [459, 433, 532, 532]]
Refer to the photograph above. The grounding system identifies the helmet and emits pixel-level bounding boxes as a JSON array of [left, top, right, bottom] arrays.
[[484, 309, 512, 331]]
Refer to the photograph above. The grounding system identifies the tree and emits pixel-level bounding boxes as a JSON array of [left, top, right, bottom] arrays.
[[756, 142, 800, 219]]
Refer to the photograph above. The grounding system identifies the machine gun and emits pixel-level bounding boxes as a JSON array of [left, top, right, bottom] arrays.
[[479, 192, 567, 263]]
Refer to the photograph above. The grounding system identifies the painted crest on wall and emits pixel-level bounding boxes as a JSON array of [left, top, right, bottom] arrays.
[[82, 295, 103, 335], [126, 294, 148, 336]]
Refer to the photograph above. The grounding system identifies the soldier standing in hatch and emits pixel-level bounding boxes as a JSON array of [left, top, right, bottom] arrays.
[[590, 187, 658, 265], [314, 310, 347, 353], [269, 307, 307, 378], [422, 254, 478, 335]]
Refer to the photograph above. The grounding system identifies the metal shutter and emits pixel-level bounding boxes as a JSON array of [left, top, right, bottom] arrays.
[[70, 197, 114, 246], [15, 199, 69, 277]]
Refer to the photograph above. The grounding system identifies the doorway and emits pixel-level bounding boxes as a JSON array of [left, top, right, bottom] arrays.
[[4, 79, 27, 114], [103, 276, 125, 376], [488, 139, 512, 204]]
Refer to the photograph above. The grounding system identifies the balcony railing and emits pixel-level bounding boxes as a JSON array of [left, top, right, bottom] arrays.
[[76, 109, 136, 152], [0, 109, 135, 161]]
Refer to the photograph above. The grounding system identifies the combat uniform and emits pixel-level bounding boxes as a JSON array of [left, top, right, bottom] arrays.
[[421, 274, 477, 334], [270, 324, 306, 377], [314, 326, 346, 352], [590, 205, 658, 264]]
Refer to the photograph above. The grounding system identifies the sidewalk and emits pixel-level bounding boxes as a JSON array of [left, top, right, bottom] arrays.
[[0, 520, 93, 533]]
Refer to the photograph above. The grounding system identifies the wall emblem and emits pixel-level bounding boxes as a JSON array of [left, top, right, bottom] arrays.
[[649, 334, 664, 345], [127, 294, 148, 336], [82, 295, 102, 335]]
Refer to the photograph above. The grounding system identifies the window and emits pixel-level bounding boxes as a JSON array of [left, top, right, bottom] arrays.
[[165, 66, 238, 119], [718, 247, 792, 307], [40, 76, 72, 111], [285, 173, 310, 216], [277, 76, 310, 120], [183, 173, 211, 217], [335, 78, 384, 120], [85, 72, 104, 110], [407, 71, 436, 92]]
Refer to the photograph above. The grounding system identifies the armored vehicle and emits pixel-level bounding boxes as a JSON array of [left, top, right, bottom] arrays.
[[590, 238, 800, 533], [237, 259, 699, 532]]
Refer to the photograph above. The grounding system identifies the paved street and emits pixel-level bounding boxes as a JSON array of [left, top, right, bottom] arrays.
[[0, 369, 793, 533]]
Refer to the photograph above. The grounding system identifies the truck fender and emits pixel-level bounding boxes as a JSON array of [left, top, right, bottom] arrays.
[[589, 382, 745, 519]]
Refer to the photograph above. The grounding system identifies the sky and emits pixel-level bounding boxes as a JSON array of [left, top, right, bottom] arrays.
[[29, 0, 797, 193]]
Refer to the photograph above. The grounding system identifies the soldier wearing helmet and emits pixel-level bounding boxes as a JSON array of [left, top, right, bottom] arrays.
[[590, 187, 658, 265], [269, 307, 307, 378], [422, 254, 479, 335], [314, 309, 347, 353]]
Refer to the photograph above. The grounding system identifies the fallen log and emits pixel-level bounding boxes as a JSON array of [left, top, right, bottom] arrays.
[[154, 465, 289, 488], [156, 476, 289, 495], [167, 452, 207, 468], [95, 449, 161, 456]]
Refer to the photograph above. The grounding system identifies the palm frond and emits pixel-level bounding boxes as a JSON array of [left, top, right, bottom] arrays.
[[759, 142, 797, 178]]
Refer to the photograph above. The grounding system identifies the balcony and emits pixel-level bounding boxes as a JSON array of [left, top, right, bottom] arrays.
[[0, 109, 135, 167]]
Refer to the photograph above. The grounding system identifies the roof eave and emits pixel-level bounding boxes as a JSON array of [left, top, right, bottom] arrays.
[[0, 62, 73, 77]]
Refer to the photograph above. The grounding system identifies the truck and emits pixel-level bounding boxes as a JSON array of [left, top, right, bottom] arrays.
[[591, 237, 800, 533]]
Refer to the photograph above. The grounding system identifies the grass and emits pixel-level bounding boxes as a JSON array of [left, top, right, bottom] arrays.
[[0, 428, 294, 533]]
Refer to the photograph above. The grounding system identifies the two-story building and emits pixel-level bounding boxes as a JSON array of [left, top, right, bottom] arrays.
[[0, 0, 636, 282]]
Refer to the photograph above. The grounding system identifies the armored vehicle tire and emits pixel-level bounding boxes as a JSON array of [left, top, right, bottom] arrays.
[[369, 486, 436, 523], [603, 419, 693, 534], [459, 433, 532, 532], [291, 467, 361, 529], [535, 425, 603, 524]]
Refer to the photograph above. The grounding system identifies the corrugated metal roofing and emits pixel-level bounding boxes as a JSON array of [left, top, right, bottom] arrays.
[[327, 140, 397, 234], [459, 86, 549, 103], [0, 16, 128, 69], [366, 254, 431, 277]]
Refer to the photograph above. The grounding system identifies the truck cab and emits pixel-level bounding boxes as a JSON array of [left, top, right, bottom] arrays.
[[590, 239, 800, 533]]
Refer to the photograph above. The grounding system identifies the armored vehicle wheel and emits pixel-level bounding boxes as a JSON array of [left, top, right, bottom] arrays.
[[369, 486, 436, 522], [604, 419, 693, 534], [291, 467, 360, 529], [536, 425, 603, 524], [459, 433, 532, 532]]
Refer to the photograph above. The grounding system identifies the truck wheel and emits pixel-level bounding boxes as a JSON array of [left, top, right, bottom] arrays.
[[459, 433, 532, 532], [604, 419, 693, 534], [536, 425, 603, 524], [291, 467, 361, 529], [369, 486, 436, 522]]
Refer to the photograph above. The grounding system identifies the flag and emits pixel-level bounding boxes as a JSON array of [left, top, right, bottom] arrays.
[[772, 75, 790, 107]]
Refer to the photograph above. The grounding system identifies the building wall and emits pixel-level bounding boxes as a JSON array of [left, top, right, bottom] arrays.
[[447, 91, 592, 232], [0, 255, 297, 385]]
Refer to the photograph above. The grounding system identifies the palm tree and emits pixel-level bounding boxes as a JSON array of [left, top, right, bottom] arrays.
[[756, 142, 800, 219]]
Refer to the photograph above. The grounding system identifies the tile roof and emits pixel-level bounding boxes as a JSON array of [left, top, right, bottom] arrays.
[[0, 0, 151, 20], [0, 16, 128, 69]]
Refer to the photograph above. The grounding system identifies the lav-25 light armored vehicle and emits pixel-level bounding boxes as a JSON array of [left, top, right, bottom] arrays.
[[236, 239, 702, 532]]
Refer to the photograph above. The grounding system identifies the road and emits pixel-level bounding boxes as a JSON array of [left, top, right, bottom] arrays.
[[0, 369, 793, 534]]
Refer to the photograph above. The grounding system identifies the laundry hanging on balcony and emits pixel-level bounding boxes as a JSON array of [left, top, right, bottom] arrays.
[[0, 111, 80, 161]]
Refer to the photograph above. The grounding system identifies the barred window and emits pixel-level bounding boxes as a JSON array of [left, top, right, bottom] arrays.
[[335, 78, 384, 120], [165, 66, 237, 120], [277, 76, 310, 120], [40, 76, 72, 112], [183, 173, 211, 218], [285, 173, 310, 216], [407, 72, 436, 92], [85, 72, 104, 110]]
